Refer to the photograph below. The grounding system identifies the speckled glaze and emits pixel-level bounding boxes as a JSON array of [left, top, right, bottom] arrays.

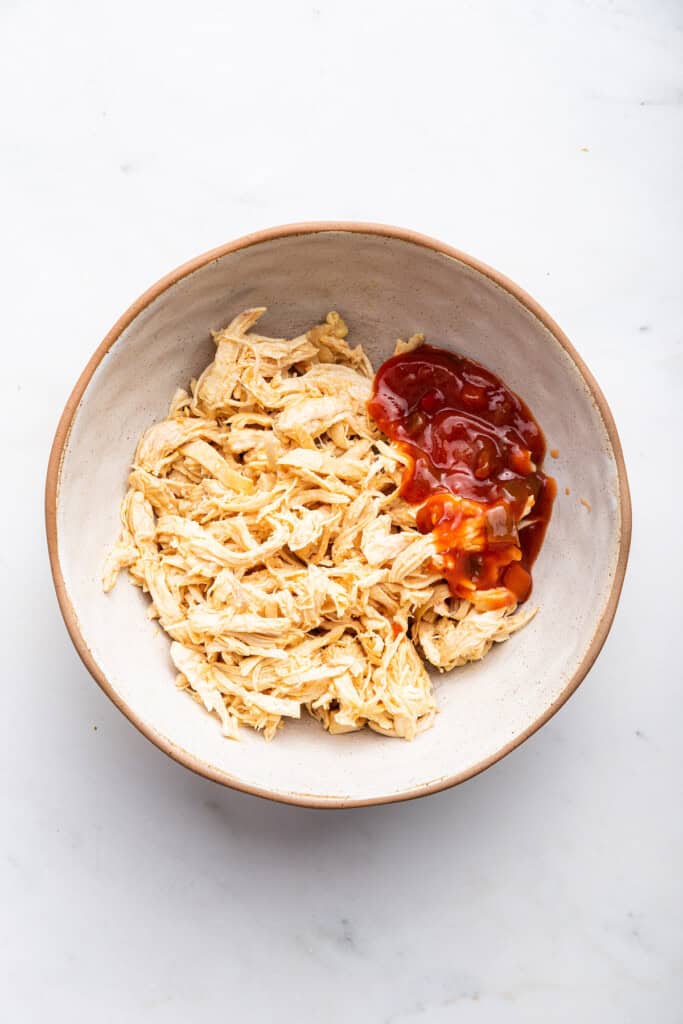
[[46, 223, 631, 807]]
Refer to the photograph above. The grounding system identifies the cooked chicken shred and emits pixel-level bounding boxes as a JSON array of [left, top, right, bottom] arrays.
[[103, 309, 534, 740]]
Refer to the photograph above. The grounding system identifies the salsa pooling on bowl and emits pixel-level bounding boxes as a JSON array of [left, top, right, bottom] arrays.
[[368, 344, 556, 610]]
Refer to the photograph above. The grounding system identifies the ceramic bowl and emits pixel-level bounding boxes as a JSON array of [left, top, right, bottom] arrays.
[[46, 223, 631, 807]]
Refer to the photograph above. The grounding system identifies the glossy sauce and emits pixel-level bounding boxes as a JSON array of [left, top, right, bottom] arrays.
[[368, 345, 555, 609]]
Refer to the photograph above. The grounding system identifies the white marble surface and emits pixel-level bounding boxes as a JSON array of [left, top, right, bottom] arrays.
[[1, 0, 681, 1020]]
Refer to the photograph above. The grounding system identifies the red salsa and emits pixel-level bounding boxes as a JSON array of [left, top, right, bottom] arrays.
[[368, 344, 555, 610]]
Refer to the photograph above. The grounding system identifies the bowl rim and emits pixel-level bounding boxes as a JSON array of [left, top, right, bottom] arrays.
[[45, 221, 632, 808]]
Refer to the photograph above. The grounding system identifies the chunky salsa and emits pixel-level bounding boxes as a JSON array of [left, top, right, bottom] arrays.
[[368, 344, 555, 610]]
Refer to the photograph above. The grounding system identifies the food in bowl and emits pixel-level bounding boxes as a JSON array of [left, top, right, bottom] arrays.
[[103, 308, 554, 740]]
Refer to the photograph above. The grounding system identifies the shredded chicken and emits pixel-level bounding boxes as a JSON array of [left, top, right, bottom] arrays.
[[103, 310, 535, 740]]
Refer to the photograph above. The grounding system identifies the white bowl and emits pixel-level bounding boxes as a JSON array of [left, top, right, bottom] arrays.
[[46, 223, 631, 807]]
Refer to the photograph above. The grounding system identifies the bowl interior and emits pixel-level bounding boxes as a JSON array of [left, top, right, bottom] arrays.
[[54, 229, 625, 805]]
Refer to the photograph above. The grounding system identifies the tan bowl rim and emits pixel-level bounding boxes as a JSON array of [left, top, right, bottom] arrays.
[[45, 221, 632, 809]]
